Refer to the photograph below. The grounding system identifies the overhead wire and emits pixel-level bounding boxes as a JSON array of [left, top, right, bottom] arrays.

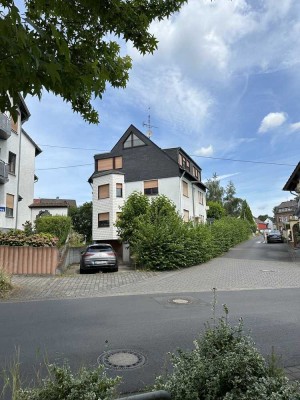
[[36, 142, 297, 170]]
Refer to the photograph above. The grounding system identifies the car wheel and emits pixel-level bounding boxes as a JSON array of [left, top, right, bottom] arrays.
[[110, 266, 119, 273], [79, 268, 85, 274]]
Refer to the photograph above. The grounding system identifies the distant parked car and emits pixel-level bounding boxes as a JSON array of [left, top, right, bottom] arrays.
[[267, 230, 283, 243], [80, 244, 118, 274]]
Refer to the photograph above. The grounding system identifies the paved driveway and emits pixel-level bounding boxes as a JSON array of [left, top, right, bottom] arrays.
[[3, 238, 300, 302]]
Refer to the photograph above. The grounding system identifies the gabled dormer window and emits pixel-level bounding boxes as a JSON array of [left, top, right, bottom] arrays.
[[123, 133, 146, 148]]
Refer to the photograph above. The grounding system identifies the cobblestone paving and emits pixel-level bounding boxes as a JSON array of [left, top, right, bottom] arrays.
[[6, 269, 161, 302], [2, 253, 300, 302]]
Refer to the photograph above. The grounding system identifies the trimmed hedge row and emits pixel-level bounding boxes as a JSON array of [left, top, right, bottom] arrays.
[[131, 216, 251, 271]]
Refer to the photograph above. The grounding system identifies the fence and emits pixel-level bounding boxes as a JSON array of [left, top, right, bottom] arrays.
[[0, 246, 59, 275]]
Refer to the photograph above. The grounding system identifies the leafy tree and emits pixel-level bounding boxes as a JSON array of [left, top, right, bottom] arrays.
[[257, 214, 268, 222], [0, 0, 187, 122], [69, 202, 92, 242], [240, 200, 256, 232], [35, 215, 71, 246], [223, 181, 242, 217], [116, 192, 150, 245], [207, 201, 226, 220], [206, 173, 224, 203]]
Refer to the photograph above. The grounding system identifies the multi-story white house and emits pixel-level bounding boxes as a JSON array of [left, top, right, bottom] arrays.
[[89, 125, 207, 259], [0, 96, 41, 230]]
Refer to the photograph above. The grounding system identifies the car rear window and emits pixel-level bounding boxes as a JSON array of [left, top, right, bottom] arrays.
[[87, 246, 112, 252]]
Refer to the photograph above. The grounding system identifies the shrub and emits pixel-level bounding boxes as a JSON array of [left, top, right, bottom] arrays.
[[0, 231, 58, 247], [0, 268, 13, 298], [3, 360, 121, 400], [35, 215, 71, 246], [154, 312, 300, 400], [117, 194, 252, 270]]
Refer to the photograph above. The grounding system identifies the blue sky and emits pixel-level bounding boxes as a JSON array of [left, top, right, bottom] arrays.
[[23, 0, 299, 217]]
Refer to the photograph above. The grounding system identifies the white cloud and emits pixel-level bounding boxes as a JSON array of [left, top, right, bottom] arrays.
[[195, 145, 214, 156], [203, 172, 240, 183], [289, 122, 300, 132], [258, 112, 287, 133]]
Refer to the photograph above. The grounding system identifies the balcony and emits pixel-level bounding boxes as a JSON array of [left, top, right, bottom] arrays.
[[0, 160, 9, 184], [0, 113, 11, 140]]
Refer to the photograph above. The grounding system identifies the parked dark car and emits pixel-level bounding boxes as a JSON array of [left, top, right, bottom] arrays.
[[267, 230, 283, 243], [80, 244, 118, 274]]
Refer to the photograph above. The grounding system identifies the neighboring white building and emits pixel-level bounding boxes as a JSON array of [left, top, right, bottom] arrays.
[[88, 125, 207, 259], [0, 96, 41, 230], [29, 198, 77, 222]]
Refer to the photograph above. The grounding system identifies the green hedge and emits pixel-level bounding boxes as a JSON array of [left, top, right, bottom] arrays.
[[132, 216, 251, 271], [35, 215, 71, 246], [0, 230, 58, 247]]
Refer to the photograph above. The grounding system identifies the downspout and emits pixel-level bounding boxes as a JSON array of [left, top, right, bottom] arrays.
[[179, 170, 186, 217], [15, 117, 22, 229]]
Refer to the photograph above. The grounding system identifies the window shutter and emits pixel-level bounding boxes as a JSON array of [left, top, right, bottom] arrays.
[[99, 212, 109, 221], [6, 194, 14, 208], [183, 210, 189, 222], [11, 117, 18, 132], [144, 180, 158, 189], [115, 156, 123, 169], [182, 181, 188, 197], [97, 158, 113, 171], [98, 184, 109, 199]]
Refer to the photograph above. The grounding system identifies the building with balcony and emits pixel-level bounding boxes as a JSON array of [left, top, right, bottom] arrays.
[[0, 96, 41, 231], [88, 125, 207, 259], [282, 161, 300, 246]]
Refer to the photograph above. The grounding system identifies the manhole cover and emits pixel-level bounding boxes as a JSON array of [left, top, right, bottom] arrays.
[[169, 298, 191, 304], [98, 350, 146, 370]]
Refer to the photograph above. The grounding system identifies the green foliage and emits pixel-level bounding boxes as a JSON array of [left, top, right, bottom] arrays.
[[240, 200, 256, 232], [0, 0, 187, 123], [35, 215, 71, 246], [69, 202, 92, 242], [5, 361, 121, 400], [206, 173, 224, 203], [22, 221, 35, 235], [118, 193, 251, 270], [258, 214, 269, 222], [116, 192, 150, 245], [0, 268, 12, 298], [207, 201, 226, 220], [0, 230, 58, 247], [154, 314, 300, 400]]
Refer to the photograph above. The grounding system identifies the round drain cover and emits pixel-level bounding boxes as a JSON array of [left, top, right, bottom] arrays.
[[98, 350, 146, 370], [169, 298, 191, 304]]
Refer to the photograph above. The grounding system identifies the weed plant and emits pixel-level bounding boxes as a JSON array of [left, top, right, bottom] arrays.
[[0, 268, 12, 298]]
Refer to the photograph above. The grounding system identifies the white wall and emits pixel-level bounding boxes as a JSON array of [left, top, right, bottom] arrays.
[[92, 174, 125, 241], [0, 113, 38, 230], [31, 207, 69, 222], [18, 132, 36, 228], [0, 113, 21, 229], [126, 177, 207, 222]]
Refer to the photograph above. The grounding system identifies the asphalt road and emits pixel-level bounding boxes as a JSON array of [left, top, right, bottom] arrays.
[[1, 239, 300, 396]]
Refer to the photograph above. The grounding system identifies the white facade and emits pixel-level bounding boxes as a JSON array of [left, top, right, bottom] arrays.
[[92, 173, 125, 241], [93, 175, 206, 241], [126, 176, 207, 222], [30, 207, 69, 222], [0, 108, 40, 230]]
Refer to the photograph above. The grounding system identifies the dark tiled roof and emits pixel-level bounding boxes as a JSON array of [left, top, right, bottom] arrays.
[[29, 198, 77, 208], [276, 200, 297, 209], [283, 162, 300, 191]]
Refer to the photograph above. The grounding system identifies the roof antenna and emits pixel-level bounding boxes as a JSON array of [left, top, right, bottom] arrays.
[[143, 107, 157, 139]]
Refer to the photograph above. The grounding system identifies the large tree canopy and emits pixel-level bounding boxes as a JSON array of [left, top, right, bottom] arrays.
[[0, 0, 187, 122]]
